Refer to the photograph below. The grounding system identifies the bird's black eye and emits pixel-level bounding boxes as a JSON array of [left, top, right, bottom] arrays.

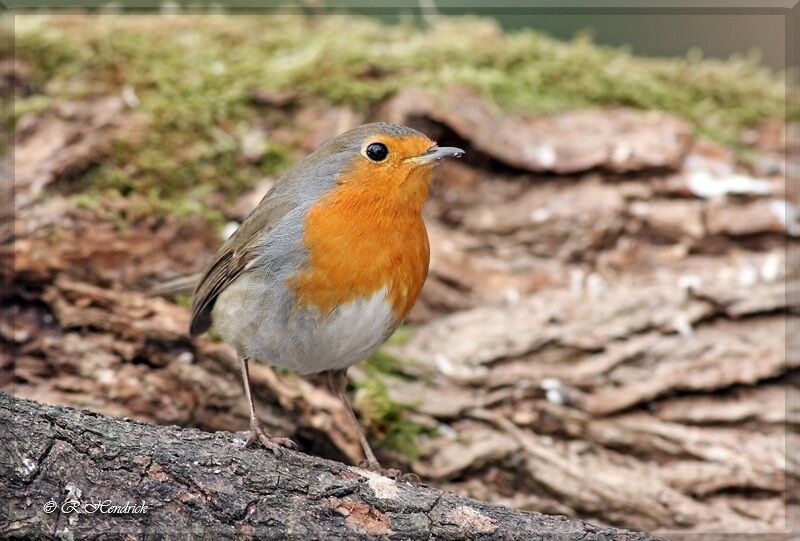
[[365, 142, 389, 162]]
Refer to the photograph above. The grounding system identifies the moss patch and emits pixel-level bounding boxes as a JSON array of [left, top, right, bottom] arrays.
[[355, 348, 429, 459], [14, 14, 788, 221]]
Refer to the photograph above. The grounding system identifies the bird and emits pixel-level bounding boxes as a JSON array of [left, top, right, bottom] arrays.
[[189, 122, 464, 471]]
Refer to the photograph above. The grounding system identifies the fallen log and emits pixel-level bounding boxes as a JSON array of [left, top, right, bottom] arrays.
[[0, 393, 660, 540], [0, 393, 664, 540]]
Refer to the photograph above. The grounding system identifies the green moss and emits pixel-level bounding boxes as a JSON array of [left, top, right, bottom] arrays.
[[361, 349, 403, 376], [72, 191, 132, 233], [174, 294, 193, 310], [355, 348, 430, 459], [12, 18, 79, 89], [354, 374, 426, 460], [205, 327, 223, 343], [354, 379, 419, 459], [386, 325, 413, 347], [13, 14, 788, 222], [11, 94, 53, 123]]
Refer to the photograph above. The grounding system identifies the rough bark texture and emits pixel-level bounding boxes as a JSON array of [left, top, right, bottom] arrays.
[[0, 393, 659, 540]]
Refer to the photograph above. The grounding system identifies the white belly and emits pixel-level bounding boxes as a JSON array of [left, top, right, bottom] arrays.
[[212, 273, 397, 374]]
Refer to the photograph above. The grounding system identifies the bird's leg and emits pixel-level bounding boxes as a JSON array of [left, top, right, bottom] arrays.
[[240, 355, 297, 453], [327, 369, 382, 468], [327, 368, 419, 482]]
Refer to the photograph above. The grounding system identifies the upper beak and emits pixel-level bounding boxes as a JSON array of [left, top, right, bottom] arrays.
[[411, 145, 465, 165]]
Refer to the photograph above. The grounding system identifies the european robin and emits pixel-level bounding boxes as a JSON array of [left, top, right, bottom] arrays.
[[190, 123, 464, 470]]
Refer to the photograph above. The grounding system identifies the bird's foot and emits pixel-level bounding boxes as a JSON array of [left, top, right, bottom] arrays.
[[358, 459, 420, 483], [245, 417, 298, 455]]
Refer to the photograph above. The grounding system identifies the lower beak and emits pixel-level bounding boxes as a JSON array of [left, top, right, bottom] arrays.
[[411, 146, 465, 165]]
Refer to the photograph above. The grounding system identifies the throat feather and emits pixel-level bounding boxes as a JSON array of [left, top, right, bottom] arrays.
[[288, 185, 430, 321]]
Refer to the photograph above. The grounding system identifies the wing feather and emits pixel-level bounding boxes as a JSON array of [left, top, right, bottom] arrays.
[[189, 126, 358, 336], [189, 195, 294, 336]]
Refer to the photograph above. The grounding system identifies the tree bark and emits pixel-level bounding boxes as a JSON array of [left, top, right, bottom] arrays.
[[0, 393, 660, 540]]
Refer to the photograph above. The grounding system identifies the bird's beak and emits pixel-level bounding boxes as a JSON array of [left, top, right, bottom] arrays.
[[409, 145, 465, 165]]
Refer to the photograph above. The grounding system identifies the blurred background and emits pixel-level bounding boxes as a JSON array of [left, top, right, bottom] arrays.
[[4, 5, 796, 536]]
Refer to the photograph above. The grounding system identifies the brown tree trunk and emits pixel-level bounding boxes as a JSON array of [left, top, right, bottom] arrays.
[[0, 393, 660, 540]]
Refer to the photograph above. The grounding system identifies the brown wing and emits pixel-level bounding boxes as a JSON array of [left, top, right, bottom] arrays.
[[189, 196, 294, 336], [190, 124, 368, 336]]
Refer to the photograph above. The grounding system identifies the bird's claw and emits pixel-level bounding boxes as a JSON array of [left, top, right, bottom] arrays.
[[245, 418, 297, 455]]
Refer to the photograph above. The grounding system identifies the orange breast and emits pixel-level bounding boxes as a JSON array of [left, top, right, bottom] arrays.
[[287, 164, 431, 322]]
